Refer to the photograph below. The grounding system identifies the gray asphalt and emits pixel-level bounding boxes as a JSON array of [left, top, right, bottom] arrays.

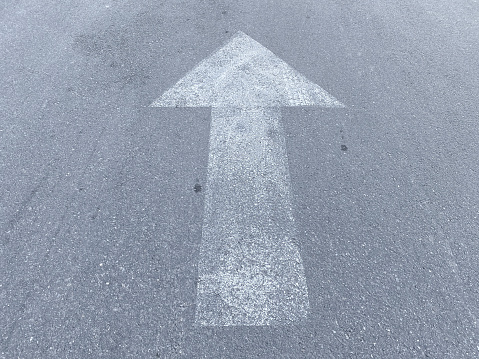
[[1, 0, 479, 357]]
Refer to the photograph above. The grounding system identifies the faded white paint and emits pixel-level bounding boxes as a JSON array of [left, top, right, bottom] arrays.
[[151, 31, 345, 326], [196, 107, 309, 326], [151, 31, 344, 109]]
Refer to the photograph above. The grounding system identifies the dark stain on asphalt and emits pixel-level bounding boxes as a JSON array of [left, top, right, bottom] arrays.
[[72, 24, 150, 90], [340, 129, 348, 152], [194, 181, 202, 193]]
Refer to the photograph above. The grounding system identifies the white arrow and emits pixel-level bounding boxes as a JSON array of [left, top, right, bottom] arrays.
[[151, 31, 344, 326]]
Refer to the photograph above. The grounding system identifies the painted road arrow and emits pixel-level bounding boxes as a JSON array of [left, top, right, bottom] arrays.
[[151, 31, 344, 326]]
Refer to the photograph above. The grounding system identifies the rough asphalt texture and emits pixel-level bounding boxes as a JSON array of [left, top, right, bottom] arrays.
[[1, 0, 479, 357]]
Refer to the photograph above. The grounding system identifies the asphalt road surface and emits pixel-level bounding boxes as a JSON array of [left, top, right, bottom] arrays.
[[1, 1, 479, 358]]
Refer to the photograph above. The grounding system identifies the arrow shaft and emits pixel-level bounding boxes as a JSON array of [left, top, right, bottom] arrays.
[[195, 107, 309, 326]]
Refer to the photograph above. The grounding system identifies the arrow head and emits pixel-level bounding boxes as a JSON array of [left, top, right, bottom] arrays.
[[151, 31, 344, 108]]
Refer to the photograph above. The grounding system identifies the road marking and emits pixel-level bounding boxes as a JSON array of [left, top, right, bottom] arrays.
[[151, 31, 344, 326], [196, 107, 308, 326], [151, 31, 344, 108]]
